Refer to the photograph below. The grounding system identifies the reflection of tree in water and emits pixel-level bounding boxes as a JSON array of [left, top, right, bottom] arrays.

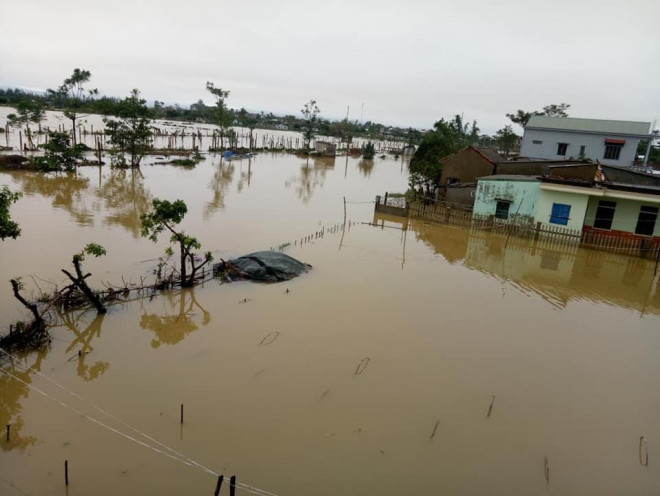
[[0, 348, 47, 452], [60, 310, 110, 382], [285, 157, 332, 204], [357, 159, 375, 177], [10, 171, 92, 225], [235, 158, 253, 193], [96, 168, 152, 238], [204, 158, 235, 219], [139, 289, 210, 348]]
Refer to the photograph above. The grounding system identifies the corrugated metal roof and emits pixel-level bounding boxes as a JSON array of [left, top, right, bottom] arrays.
[[526, 115, 651, 135]]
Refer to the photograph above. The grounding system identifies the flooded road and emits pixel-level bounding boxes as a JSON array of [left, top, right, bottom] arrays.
[[1, 148, 660, 495]]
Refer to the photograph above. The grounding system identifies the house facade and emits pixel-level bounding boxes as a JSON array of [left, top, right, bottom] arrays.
[[520, 116, 652, 167], [474, 175, 660, 242]]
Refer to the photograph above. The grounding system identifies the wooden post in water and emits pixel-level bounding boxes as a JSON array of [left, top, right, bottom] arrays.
[[180, 404, 184, 424], [6, 424, 9, 442], [229, 476, 236, 496], [214, 475, 224, 496], [65, 460, 69, 486]]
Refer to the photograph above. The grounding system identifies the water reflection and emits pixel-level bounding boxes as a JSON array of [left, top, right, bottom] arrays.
[[97, 168, 151, 238], [0, 349, 47, 452], [235, 157, 253, 193], [285, 157, 334, 204], [6, 170, 93, 226], [357, 159, 374, 177], [139, 289, 210, 348], [204, 158, 235, 219], [60, 311, 110, 381], [373, 212, 660, 314]]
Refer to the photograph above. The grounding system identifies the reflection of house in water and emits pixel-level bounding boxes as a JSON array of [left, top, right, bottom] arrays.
[[463, 232, 660, 313], [374, 210, 660, 314]]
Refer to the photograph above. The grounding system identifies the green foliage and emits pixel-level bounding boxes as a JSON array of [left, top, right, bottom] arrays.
[[0, 186, 22, 240], [140, 198, 188, 242], [206, 82, 232, 148], [507, 103, 571, 128], [73, 243, 107, 263], [6, 99, 45, 128], [103, 89, 153, 168], [35, 131, 85, 171], [48, 68, 98, 145], [301, 100, 321, 150], [495, 125, 519, 158], [361, 141, 376, 159], [409, 115, 480, 194], [542, 103, 570, 117], [140, 198, 212, 287]]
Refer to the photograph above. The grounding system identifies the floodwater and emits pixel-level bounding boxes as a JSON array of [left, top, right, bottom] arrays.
[[1, 136, 660, 495]]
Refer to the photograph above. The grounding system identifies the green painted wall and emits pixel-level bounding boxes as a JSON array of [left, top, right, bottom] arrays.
[[473, 179, 540, 221], [585, 197, 660, 236], [535, 189, 589, 231]]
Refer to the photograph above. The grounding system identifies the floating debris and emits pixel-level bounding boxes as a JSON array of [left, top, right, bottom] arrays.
[[251, 369, 266, 380], [320, 389, 330, 400], [259, 331, 280, 346], [640, 436, 649, 467], [238, 298, 251, 304], [487, 395, 495, 418], [354, 357, 370, 376], [543, 456, 550, 485], [429, 420, 440, 442]]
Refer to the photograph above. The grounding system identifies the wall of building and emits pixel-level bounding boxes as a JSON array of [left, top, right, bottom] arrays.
[[473, 179, 540, 221], [520, 129, 641, 166], [441, 148, 494, 184], [535, 188, 590, 231], [584, 197, 660, 237], [446, 185, 477, 208]]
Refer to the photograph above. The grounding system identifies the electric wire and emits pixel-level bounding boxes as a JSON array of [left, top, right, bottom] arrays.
[[0, 349, 278, 496]]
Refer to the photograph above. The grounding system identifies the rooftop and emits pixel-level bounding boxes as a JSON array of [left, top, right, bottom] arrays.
[[526, 115, 652, 136]]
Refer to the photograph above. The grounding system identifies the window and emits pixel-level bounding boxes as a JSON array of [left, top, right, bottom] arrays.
[[549, 203, 571, 225], [557, 143, 568, 156], [635, 206, 658, 236], [579, 145, 586, 158], [532, 140, 543, 145], [593, 200, 616, 230], [495, 200, 511, 219], [604, 143, 623, 160]]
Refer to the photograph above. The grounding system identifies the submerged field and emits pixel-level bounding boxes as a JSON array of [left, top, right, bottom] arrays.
[[1, 133, 659, 495]]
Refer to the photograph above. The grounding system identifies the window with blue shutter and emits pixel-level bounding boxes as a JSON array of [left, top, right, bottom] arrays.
[[549, 203, 571, 225]]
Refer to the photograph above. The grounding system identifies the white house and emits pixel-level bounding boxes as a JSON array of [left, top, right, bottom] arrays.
[[520, 116, 652, 167]]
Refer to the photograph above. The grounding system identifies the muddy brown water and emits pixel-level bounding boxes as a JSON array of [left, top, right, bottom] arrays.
[[1, 151, 659, 495]]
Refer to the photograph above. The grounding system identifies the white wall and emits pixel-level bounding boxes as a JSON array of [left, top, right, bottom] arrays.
[[535, 189, 590, 231], [520, 129, 641, 166]]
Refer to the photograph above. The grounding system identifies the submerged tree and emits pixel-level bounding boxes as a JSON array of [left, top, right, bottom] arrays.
[[0, 186, 22, 241], [7, 99, 46, 149], [206, 82, 232, 149], [48, 68, 98, 146], [61, 243, 108, 314], [301, 100, 321, 151], [32, 131, 85, 171], [409, 115, 479, 195], [104, 89, 153, 168], [140, 198, 213, 287]]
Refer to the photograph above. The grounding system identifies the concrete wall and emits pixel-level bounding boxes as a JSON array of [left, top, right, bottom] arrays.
[[535, 188, 590, 231], [496, 162, 549, 176], [473, 179, 540, 221], [446, 185, 476, 208], [520, 129, 641, 166], [601, 165, 660, 186], [584, 197, 660, 237], [441, 148, 494, 184]]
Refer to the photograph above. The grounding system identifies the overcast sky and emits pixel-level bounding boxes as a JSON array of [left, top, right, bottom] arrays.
[[1, 0, 658, 134]]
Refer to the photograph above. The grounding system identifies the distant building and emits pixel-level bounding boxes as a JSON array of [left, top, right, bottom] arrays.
[[314, 140, 336, 157], [520, 116, 652, 167]]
